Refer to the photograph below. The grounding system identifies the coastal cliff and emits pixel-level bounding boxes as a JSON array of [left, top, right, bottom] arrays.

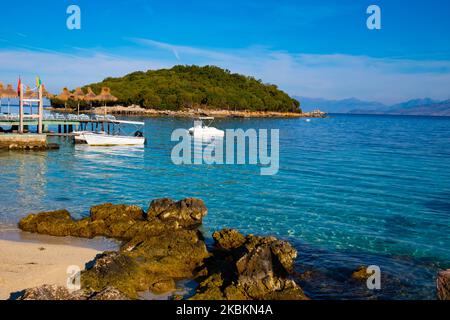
[[16, 198, 307, 300]]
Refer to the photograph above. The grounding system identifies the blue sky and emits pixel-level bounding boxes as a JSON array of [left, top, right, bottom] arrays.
[[1, 0, 450, 103]]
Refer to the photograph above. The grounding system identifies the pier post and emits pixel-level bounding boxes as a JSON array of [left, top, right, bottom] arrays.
[[38, 85, 43, 134], [58, 125, 61, 133], [19, 84, 24, 134]]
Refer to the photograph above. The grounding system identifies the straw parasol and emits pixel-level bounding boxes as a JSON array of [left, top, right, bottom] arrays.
[[41, 84, 54, 99], [56, 87, 72, 101], [56, 87, 72, 111], [96, 87, 118, 115], [83, 87, 97, 108], [2, 84, 18, 115], [84, 87, 97, 101], [72, 87, 85, 115], [23, 85, 38, 99]]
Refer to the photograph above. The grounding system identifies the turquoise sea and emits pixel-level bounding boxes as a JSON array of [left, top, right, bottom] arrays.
[[0, 114, 449, 299]]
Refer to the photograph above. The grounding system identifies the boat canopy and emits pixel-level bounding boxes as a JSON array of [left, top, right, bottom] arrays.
[[109, 119, 145, 126], [198, 116, 214, 120]]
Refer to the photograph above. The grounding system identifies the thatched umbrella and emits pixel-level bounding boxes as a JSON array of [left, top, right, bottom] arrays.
[[84, 87, 97, 101], [56, 87, 72, 111], [96, 87, 117, 115], [23, 86, 38, 99], [72, 87, 85, 115], [41, 84, 54, 99], [83, 87, 97, 109], [2, 84, 18, 115], [56, 87, 72, 101]]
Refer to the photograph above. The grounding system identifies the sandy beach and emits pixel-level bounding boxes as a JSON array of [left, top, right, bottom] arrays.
[[0, 236, 109, 300]]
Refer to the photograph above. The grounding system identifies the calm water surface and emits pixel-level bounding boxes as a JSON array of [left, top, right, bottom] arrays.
[[0, 114, 449, 299]]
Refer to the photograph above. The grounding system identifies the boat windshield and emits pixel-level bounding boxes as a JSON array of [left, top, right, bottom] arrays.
[[197, 117, 215, 128], [109, 120, 145, 136]]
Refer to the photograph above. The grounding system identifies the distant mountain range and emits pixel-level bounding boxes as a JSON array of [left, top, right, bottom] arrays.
[[295, 96, 450, 116]]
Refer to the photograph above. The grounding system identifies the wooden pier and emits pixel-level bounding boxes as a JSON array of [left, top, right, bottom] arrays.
[[0, 119, 118, 136]]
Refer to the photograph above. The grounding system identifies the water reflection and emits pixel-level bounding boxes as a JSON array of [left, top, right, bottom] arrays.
[[0, 151, 48, 218]]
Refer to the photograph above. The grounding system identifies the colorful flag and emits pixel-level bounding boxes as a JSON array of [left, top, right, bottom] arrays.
[[36, 76, 41, 88], [17, 77, 21, 95]]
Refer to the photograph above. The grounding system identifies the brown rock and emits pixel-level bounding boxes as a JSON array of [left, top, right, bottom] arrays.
[[437, 269, 450, 300], [18, 284, 74, 300], [19, 210, 75, 237], [17, 284, 128, 300], [212, 228, 246, 250], [352, 266, 369, 281], [147, 198, 207, 227], [191, 230, 307, 300], [90, 286, 129, 300], [90, 203, 144, 223]]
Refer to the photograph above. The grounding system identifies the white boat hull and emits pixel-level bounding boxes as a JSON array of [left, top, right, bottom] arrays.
[[80, 133, 145, 146], [188, 127, 225, 138]]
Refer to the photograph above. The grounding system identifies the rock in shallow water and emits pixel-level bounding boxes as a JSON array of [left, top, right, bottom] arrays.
[[192, 229, 307, 300], [17, 199, 305, 300], [437, 269, 450, 300]]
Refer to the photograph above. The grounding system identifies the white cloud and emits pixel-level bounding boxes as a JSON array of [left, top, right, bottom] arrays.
[[1, 40, 450, 104], [0, 49, 169, 93]]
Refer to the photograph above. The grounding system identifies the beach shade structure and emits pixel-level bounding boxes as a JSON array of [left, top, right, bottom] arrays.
[[41, 84, 54, 99], [56, 87, 72, 101], [2, 84, 19, 115], [96, 87, 118, 115], [72, 87, 85, 115], [84, 87, 97, 101], [83, 87, 98, 109], [56, 87, 73, 111], [23, 86, 38, 99]]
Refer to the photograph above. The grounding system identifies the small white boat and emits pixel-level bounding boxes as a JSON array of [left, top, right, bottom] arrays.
[[188, 117, 224, 137], [80, 132, 145, 146], [74, 120, 145, 146]]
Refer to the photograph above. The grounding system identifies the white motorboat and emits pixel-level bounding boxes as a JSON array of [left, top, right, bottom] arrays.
[[188, 117, 224, 137], [74, 119, 145, 146], [79, 131, 145, 146]]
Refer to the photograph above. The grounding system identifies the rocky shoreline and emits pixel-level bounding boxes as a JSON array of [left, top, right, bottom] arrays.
[[11, 197, 450, 300], [15, 198, 308, 300], [49, 105, 327, 119]]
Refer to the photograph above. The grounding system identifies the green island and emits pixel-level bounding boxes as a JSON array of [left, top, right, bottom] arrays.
[[52, 65, 301, 113]]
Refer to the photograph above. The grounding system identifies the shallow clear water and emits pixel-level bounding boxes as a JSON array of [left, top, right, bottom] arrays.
[[0, 114, 449, 299]]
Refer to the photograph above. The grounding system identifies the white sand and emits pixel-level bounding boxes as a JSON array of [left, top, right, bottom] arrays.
[[0, 239, 101, 299]]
